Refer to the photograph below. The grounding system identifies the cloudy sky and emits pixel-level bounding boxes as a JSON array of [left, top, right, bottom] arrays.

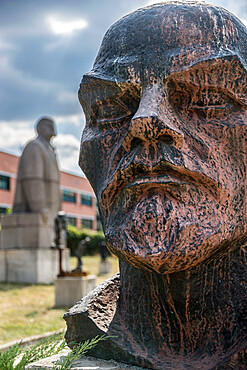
[[0, 0, 246, 175]]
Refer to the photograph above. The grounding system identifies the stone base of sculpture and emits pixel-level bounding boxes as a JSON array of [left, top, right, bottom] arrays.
[[55, 275, 96, 307], [98, 260, 111, 275], [0, 248, 69, 284], [64, 268, 247, 369], [0, 213, 55, 249], [0, 213, 69, 283]]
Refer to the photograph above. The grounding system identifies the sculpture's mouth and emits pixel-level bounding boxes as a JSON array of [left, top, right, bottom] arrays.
[[125, 174, 187, 189], [101, 161, 225, 208]]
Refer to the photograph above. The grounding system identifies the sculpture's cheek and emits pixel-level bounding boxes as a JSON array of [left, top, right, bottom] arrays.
[[79, 123, 131, 211]]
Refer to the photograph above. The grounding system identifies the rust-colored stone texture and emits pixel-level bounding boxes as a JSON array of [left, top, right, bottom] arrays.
[[65, 1, 247, 368]]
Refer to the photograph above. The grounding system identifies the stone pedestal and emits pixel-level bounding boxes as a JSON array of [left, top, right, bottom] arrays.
[[99, 260, 111, 275], [55, 275, 96, 307], [0, 213, 69, 284], [0, 248, 70, 284], [0, 213, 54, 249]]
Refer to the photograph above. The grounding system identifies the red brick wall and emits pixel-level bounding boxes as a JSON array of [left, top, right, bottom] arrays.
[[0, 151, 19, 208], [60, 171, 97, 230]]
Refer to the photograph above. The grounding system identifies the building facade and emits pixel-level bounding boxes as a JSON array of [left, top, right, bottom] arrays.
[[0, 150, 98, 230]]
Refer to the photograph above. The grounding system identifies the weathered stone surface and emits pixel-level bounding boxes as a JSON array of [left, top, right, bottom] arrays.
[[66, 1, 247, 368], [79, 1, 247, 275], [65, 263, 247, 369], [64, 275, 124, 362]]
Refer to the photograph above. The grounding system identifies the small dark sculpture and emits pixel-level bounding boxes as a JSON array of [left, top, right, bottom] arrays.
[[53, 214, 89, 278], [54, 211, 67, 249], [74, 237, 91, 271], [65, 1, 247, 369], [99, 240, 107, 262], [53, 211, 67, 277]]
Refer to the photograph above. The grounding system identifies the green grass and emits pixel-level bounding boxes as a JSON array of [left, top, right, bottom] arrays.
[[70, 254, 119, 285], [0, 255, 119, 345]]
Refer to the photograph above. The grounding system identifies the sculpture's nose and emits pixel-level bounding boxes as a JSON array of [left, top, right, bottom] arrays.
[[122, 84, 184, 151]]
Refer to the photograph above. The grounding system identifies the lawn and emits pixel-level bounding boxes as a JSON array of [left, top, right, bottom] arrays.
[[0, 255, 119, 345]]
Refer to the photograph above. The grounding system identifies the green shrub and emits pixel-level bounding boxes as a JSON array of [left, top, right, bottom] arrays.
[[66, 225, 105, 256], [0, 333, 110, 370], [0, 333, 66, 370]]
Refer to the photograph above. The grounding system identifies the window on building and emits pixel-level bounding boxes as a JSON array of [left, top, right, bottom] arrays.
[[81, 194, 93, 206], [81, 218, 93, 229], [63, 190, 76, 203], [66, 216, 77, 226], [0, 207, 8, 214], [0, 175, 10, 190]]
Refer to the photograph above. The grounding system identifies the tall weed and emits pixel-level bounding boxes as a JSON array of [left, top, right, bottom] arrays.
[[0, 333, 109, 370]]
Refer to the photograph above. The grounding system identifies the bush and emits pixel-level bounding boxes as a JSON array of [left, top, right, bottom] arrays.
[[66, 225, 105, 256]]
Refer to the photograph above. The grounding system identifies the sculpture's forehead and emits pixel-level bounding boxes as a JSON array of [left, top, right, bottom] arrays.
[[89, 2, 246, 83]]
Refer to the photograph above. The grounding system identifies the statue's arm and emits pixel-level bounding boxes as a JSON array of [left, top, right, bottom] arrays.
[[23, 179, 47, 212]]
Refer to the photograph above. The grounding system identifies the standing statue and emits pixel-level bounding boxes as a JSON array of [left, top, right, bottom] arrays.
[[0, 117, 69, 284], [65, 1, 247, 369], [13, 117, 60, 221]]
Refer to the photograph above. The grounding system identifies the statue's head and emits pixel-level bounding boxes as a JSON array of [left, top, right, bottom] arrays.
[[36, 117, 56, 141], [79, 1, 247, 274]]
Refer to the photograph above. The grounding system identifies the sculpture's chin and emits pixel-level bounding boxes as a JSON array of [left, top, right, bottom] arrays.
[[104, 191, 225, 274], [106, 222, 223, 274]]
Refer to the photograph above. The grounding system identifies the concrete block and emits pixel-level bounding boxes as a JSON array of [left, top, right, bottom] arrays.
[[39, 227, 54, 248], [6, 249, 37, 283], [0, 213, 54, 250], [1, 214, 18, 227], [1, 226, 16, 249], [18, 227, 39, 248], [1, 226, 54, 249], [16, 213, 53, 227], [0, 248, 70, 284], [0, 250, 6, 281], [55, 275, 96, 307], [99, 260, 111, 275]]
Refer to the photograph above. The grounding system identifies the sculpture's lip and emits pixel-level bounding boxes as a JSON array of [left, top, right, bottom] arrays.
[[101, 161, 225, 207], [125, 174, 187, 189]]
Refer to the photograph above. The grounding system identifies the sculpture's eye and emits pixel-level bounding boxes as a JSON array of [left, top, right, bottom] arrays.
[[167, 80, 192, 112], [189, 88, 242, 119], [91, 90, 140, 129], [96, 98, 132, 127], [168, 79, 245, 121]]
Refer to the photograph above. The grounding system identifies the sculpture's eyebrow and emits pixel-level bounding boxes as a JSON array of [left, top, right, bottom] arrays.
[[170, 56, 247, 104], [79, 75, 130, 105]]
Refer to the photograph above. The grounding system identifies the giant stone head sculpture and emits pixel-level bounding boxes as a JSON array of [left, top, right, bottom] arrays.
[[79, 1, 247, 274], [65, 2, 247, 368]]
